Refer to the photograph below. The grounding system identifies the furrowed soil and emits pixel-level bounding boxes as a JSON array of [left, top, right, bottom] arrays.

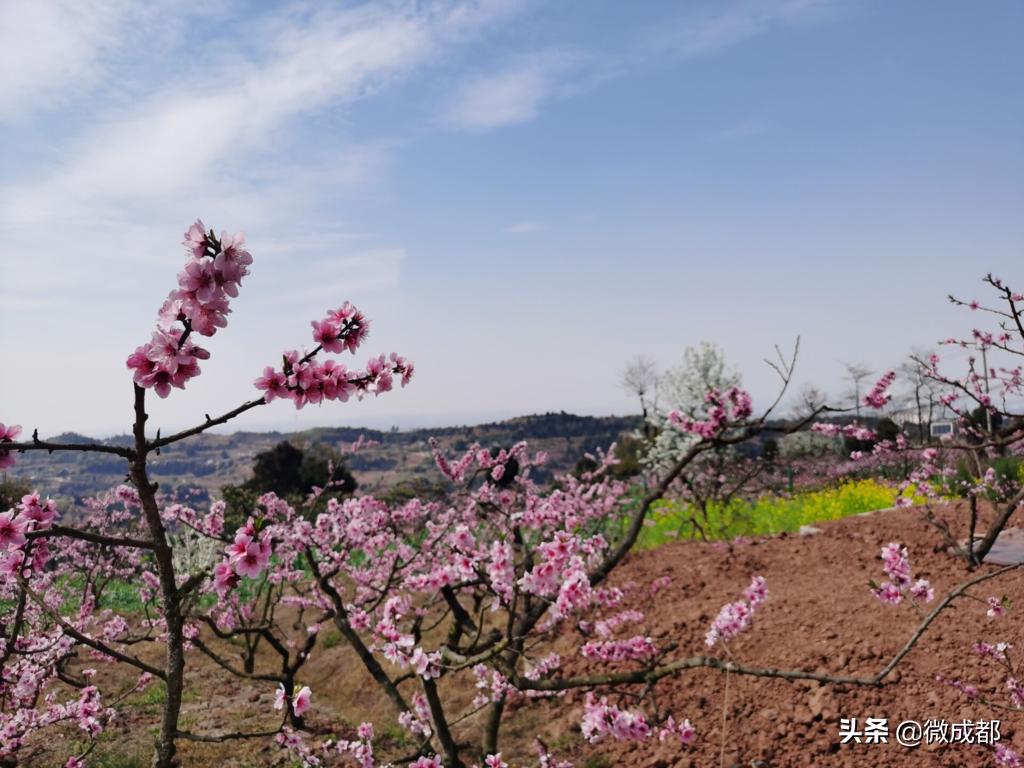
[[29, 502, 1024, 767]]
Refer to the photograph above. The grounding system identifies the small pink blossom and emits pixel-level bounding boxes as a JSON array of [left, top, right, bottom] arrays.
[[183, 219, 208, 257], [213, 562, 239, 595], [254, 367, 289, 402], [995, 744, 1023, 768], [863, 371, 896, 409], [0, 510, 27, 550], [744, 575, 768, 607], [880, 542, 912, 587], [293, 686, 312, 717], [227, 524, 271, 579], [706, 576, 767, 647], [872, 581, 903, 605], [581, 692, 652, 742], [908, 579, 934, 604], [0, 422, 21, 470], [311, 319, 344, 353], [987, 596, 1007, 619], [657, 715, 696, 746]]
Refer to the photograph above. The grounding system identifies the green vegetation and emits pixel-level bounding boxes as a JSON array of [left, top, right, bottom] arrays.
[[68, 735, 148, 768], [97, 578, 146, 613], [5, 413, 640, 505], [942, 454, 1024, 500], [129, 681, 168, 711], [638, 479, 919, 546], [53, 572, 146, 615], [127, 681, 197, 713], [379, 721, 413, 748], [574, 435, 645, 479], [221, 439, 357, 528], [91, 751, 147, 768], [320, 627, 344, 649], [0, 476, 30, 511]]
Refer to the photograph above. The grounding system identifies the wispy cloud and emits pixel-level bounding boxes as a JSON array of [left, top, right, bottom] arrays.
[[0, 0, 893, 436], [442, 50, 580, 131], [646, 0, 846, 60], [503, 221, 545, 234], [0, 0, 127, 120], [0, 1, 525, 315], [0, 0, 225, 123], [3, 3, 502, 220], [287, 248, 407, 300], [440, 1, 842, 133]]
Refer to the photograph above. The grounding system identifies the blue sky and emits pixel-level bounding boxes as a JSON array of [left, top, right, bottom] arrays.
[[1, 0, 1022, 436]]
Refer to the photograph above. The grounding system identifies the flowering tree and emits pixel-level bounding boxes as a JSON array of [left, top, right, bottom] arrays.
[[212, 345, 1007, 767], [246, 378, 807, 766], [870, 542, 1024, 766], [0, 222, 411, 767], [855, 274, 1024, 567], [3, 239, 1021, 767], [1, 292, 822, 766], [914, 276, 1024, 565], [636, 341, 743, 473]]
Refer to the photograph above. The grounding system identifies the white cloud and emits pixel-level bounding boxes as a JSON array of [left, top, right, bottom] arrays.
[[503, 221, 545, 234], [0, 0, 227, 123], [442, 51, 578, 131], [1, 1, 522, 221], [647, 0, 845, 60], [0, 0, 125, 120], [0, 0, 526, 319], [0, 0, 532, 413], [3, 12, 399, 217], [441, 1, 840, 132], [287, 248, 407, 300]]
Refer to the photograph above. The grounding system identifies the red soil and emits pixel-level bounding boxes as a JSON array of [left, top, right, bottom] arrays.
[[547, 502, 1023, 768]]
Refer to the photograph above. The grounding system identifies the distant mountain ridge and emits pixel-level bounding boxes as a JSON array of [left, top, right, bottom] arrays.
[[5, 412, 641, 506]]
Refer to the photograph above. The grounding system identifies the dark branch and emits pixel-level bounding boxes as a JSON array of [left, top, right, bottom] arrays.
[[149, 397, 268, 450], [26, 525, 155, 550], [5, 437, 133, 459]]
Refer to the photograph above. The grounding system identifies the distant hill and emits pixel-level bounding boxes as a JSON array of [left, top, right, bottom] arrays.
[[3, 412, 641, 508]]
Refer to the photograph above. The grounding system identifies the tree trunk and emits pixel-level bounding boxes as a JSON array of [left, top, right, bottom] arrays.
[[132, 386, 185, 768]]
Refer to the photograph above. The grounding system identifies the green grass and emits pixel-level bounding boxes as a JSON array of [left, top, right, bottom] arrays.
[[320, 627, 344, 649], [379, 720, 413, 748], [68, 735, 148, 768], [125, 681, 198, 715], [53, 574, 145, 615], [98, 579, 146, 613], [56, 571, 218, 616], [637, 478, 920, 546], [129, 681, 168, 708], [91, 751, 147, 768]]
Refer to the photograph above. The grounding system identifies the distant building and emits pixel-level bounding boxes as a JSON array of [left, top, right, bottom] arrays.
[[890, 403, 958, 441]]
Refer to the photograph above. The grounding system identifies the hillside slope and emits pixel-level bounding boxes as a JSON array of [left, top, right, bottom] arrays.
[[3, 412, 640, 505]]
